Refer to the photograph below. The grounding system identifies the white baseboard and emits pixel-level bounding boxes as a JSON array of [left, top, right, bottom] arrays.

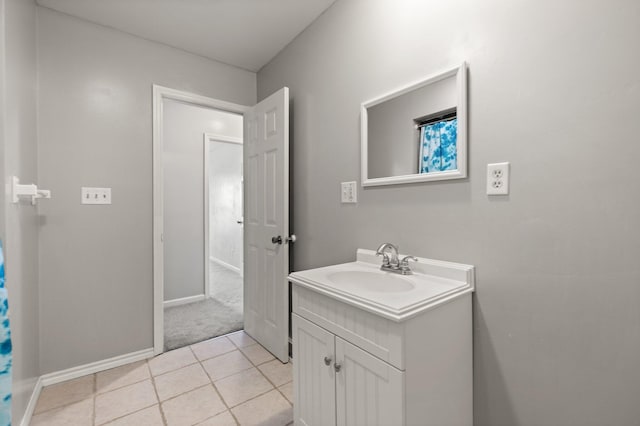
[[19, 348, 154, 425], [210, 256, 243, 276], [19, 376, 43, 426], [40, 348, 154, 387], [163, 294, 205, 308]]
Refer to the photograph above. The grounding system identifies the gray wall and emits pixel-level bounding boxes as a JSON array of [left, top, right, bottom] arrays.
[[368, 74, 456, 178], [1, 0, 40, 421], [0, 2, 4, 242], [163, 100, 242, 301], [37, 7, 256, 373], [258, 0, 640, 425]]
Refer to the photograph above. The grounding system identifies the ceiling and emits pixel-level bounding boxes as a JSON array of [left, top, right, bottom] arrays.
[[36, 0, 337, 72]]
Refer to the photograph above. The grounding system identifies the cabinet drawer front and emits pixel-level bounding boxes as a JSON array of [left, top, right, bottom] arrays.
[[335, 337, 405, 426], [293, 285, 404, 369], [293, 314, 336, 426]]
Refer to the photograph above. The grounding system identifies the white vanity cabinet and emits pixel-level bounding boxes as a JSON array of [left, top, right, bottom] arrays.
[[289, 249, 475, 426], [293, 313, 404, 426]]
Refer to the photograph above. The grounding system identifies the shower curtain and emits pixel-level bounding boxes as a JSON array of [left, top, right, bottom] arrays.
[[419, 118, 458, 173], [0, 241, 11, 426]]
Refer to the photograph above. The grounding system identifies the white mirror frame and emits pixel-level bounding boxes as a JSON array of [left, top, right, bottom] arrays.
[[361, 62, 467, 187]]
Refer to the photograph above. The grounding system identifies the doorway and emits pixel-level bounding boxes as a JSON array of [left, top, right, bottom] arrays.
[[152, 86, 248, 353], [152, 85, 290, 361]]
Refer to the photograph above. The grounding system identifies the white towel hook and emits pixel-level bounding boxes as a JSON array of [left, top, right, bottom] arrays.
[[11, 176, 51, 205]]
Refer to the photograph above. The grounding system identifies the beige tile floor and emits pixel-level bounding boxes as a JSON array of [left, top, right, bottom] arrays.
[[31, 331, 294, 426]]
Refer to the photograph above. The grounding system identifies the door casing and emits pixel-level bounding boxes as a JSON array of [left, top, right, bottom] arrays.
[[152, 85, 248, 355]]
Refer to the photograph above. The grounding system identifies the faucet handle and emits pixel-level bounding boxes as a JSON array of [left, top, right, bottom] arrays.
[[398, 256, 418, 275], [400, 255, 418, 267]]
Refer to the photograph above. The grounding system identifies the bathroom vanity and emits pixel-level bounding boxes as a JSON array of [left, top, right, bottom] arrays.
[[289, 249, 475, 426]]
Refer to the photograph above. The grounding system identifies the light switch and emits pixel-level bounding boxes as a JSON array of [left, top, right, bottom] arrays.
[[82, 187, 112, 205], [341, 181, 357, 203]]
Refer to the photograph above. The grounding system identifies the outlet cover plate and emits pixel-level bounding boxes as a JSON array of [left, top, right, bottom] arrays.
[[487, 162, 510, 195]]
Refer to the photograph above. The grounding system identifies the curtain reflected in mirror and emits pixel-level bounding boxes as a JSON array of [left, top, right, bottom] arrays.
[[418, 117, 457, 174]]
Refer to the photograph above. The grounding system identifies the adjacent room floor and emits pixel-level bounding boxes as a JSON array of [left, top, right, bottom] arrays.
[[164, 262, 244, 351], [31, 330, 293, 426]]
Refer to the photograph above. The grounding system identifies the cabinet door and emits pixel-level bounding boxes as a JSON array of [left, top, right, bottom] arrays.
[[335, 337, 405, 426], [293, 314, 336, 426]]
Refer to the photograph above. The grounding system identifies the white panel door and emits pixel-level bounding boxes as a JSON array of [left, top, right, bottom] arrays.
[[335, 337, 405, 426], [244, 87, 290, 362], [293, 314, 336, 426]]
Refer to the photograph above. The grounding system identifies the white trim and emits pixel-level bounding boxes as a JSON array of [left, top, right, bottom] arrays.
[[19, 348, 154, 426], [19, 377, 43, 426], [205, 132, 243, 145], [361, 62, 468, 187], [40, 348, 154, 387], [153, 84, 248, 356], [163, 294, 206, 308], [210, 255, 242, 276], [204, 134, 210, 299]]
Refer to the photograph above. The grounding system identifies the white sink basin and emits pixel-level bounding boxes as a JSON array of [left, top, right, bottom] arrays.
[[327, 270, 415, 293], [289, 249, 475, 321]]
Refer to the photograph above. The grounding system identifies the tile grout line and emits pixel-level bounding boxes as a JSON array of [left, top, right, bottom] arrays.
[[99, 402, 160, 426], [143, 340, 239, 423], [93, 360, 152, 397], [31, 395, 92, 418], [31, 376, 97, 420], [254, 366, 293, 408], [147, 359, 169, 426], [92, 373, 97, 426], [95, 376, 149, 395], [189, 344, 240, 425], [192, 332, 290, 421], [96, 362, 159, 426], [35, 360, 154, 420], [150, 343, 258, 424], [195, 338, 241, 425], [214, 335, 294, 419], [152, 359, 199, 378], [229, 332, 294, 408], [273, 380, 294, 406], [151, 357, 293, 413]]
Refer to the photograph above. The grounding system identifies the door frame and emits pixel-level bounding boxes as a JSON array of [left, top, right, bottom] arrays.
[[152, 85, 248, 355], [203, 132, 244, 299]]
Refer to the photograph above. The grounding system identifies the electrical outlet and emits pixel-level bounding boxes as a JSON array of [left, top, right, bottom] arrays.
[[486, 163, 510, 195], [341, 181, 357, 203], [82, 187, 112, 204]]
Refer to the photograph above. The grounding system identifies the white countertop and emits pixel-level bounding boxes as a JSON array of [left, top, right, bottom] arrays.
[[289, 249, 475, 322]]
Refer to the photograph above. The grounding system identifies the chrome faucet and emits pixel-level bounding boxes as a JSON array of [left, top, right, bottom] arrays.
[[376, 243, 399, 268], [375, 243, 418, 275]]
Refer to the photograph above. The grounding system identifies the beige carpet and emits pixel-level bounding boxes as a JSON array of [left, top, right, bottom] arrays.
[[163, 298, 243, 351], [164, 263, 243, 351]]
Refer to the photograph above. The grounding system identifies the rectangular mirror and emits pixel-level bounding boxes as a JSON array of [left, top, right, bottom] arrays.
[[361, 62, 467, 186]]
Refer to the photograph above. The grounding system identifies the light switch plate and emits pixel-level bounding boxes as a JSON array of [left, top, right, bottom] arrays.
[[82, 187, 112, 204], [341, 181, 357, 203]]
